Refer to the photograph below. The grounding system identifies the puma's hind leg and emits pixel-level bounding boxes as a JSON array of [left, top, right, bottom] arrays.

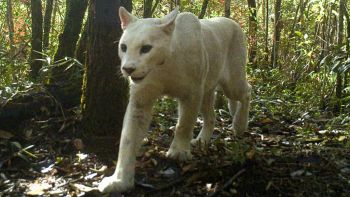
[[222, 81, 251, 136], [191, 89, 216, 145]]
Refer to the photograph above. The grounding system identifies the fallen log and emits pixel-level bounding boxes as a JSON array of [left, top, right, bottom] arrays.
[[0, 83, 81, 130]]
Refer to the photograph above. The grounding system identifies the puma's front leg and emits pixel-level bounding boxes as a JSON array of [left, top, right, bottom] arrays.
[[166, 94, 201, 161], [98, 90, 156, 193]]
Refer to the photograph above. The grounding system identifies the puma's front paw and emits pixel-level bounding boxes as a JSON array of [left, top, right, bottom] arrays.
[[98, 175, 133, 193], [166, 147, 192, 161]]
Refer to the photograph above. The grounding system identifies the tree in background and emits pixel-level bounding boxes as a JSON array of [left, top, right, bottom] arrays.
[[247, 0, 257, 65], [75, 20, 89, 66], [81, 0, 130, 141], [335, 0, 345, 113], [51, 0, 88, 83], [271, 0, 282, 68], [45, 0, 88, 108], [224, 0, 231, 18], [198, 0, 209, 19], [6, 0, 14, 54], [264, 0, 269, 63], [143, 0, 153, 18], [30, 0, 43, 80], [43, 0, 54, 50]]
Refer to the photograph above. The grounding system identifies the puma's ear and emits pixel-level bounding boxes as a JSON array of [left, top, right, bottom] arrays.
[[119, 6, 137, 30], [159, 6, 179, 34]]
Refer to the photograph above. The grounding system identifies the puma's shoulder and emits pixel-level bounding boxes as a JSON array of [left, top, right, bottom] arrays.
[[174, 12, 201, 33], [200, 17, 243, 35]]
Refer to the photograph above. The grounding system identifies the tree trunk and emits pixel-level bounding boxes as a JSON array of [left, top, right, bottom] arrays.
[[75, 19, 89, 66], [143, 0, 153, 18], [247, 0, 257, 65], [151, 0, 160, 15], [6, 0, 15, 54], [334, 0, 345, 113], [51, 0, 58, 34], [284, 1, 300, 59], [271, 0, 282, 68], [122, 0, 133, 12], [176, 0, 181, 7], [198, 0, 209, 19], [344, 3, 350, 90], [51, 0, 88, 83], [264, 0, 269, 64], [345, 6, 350, 53], [224, 0, 231, 18], [43, 0, 54, 50], [30, 0, 43, 80], [81, 0, 130, 140]]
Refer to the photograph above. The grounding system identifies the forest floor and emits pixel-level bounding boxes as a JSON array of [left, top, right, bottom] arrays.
[[1, 97, 350, 197]]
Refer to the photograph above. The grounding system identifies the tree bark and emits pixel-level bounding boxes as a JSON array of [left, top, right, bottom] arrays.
[[151, 0, 160, 15], [51, 0, 58, 34], [271, 0, 282, 68], [344, 4, 350, 89], [51, 0, 88, 83], [224, 0, 231, 18], [334, 0, 345, 113], [6, 0, 15, 54], [264, 0, 269, 63], [43, 0, 54, 50], [81, 0, 130, 139], [30, 0, 43, 80], [143, 0, 153, 18], [247, 0, 257, 65], [75, 19, 89, 66], [122, 0, 133, 12], [198, 0, 209, 19]]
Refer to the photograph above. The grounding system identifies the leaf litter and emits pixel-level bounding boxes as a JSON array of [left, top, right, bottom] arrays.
[[0, 103, 350, 197]]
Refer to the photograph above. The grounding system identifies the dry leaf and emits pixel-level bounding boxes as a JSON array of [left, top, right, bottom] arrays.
[[0, 130, 14, 139]]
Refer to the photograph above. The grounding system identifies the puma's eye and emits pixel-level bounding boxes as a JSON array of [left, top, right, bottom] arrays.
[[121, 44, 127, 52], [140, 45, 153, 54]]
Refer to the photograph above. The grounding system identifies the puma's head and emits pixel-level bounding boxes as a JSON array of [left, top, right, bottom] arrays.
[[118, 7, 179, 83]]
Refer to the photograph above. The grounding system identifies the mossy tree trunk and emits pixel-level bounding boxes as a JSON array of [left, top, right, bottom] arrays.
[[51, 0, 88, 83], [247, 0, 257, 65], [30, 0, 43, 80], [47, 0, 88, 108], [75, 19, 89, 66], [271, 0, 282, 68], [81, 0, 130, 140], [43, 0, 54, 50], [334, 0, 345, 113]]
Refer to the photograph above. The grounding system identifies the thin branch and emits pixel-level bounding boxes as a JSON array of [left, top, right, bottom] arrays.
[[208, 169, 246, 197]]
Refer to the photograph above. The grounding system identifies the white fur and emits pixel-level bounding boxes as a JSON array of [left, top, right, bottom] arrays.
[[98, 7, 251, 193]]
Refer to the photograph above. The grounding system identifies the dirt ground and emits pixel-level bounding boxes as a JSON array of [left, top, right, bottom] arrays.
[[1, 104, 350, 197]]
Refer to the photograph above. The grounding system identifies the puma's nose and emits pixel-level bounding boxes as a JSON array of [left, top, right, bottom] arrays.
[[122, 67, 135, 75]]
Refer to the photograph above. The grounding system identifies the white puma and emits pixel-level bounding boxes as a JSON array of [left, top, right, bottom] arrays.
[[98, 7, 251, 193]]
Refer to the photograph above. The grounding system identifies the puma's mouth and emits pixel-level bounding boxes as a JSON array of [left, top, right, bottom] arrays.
[[130, 71, 150, 83], [130, 75, 146, 82]]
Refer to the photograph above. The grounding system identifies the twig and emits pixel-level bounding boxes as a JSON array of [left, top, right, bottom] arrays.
[[144, 177, 184, 194], [208, 168, 246, 197]]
